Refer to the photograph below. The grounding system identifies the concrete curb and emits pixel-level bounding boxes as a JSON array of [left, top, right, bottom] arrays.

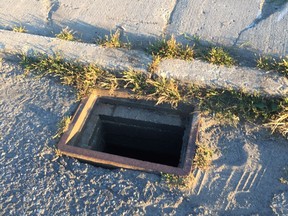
[[0, 30, 151, 73], [158, 59, 288, 97], [1, 30, 287, 98]]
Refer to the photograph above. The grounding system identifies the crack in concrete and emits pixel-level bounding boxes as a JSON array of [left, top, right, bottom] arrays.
[[45, 0, 59, 26], [234, 0, 288, 46], [163, 0, 181, 34]]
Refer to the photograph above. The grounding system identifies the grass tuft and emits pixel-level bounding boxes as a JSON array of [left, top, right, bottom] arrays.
[[257, 56, 288, 78], [56, 27, 76, 41], [149, 35, 194, 60], [193, 144, 213, 170], [206, 47, 235, 66], [147, 76, 182, 108], [199, 89, 283, 126], [148, 55, 161, 73], [53, 116, 71, 139], [20, 53, 118, 98], [161, 173, 195, 189], [13, 25, 27, 33], [122, 70, 148, 94], [98, 30, 129, 48], [265, 102, 288, 139]]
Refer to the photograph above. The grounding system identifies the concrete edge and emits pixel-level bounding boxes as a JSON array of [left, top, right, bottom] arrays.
[[0, 29, 287, 98], [0, 30, 152, 73], [157, 59, 288, 98]]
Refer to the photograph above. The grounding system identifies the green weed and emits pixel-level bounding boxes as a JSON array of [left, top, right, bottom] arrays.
[[53, 116, 71, 139], [265, 101, 288, 139], [98, 30, 129, 48], [199, 88, 282, 125], [149, 35, 194, 60], [20, 53, 118, 98], [257, 56, 288, 77], [206, 47, 235, 66], [19, 52, 287, 137], [147, 76, 182, 108], [56, 27, 76, 41], [193, 144, 213, 170], [161, 173, 195, 189], [122, 70, 148, 94]]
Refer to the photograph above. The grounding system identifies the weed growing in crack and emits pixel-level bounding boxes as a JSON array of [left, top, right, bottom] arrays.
[[161, 173, 195, 190], [257, 55, 288, 78], [265, 100, 288, 139], [161, 142, 213, 189], [257, 56, 274, 70], [279, 167, 288, 185], [98, 30, 129, 48], [122, 70, 148, 94], [56, 27, 76, 41], [147, 76, 183, 108], [193, 144, 213, 170], [53, 116, 71, 139], [206, 47, 235, 66], [149, 35, 194, 60], [12, 25, 27, 33], [148, 55, 161, 73]]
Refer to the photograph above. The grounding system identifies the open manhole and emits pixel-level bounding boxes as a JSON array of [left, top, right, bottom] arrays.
[[58, 89, 200, 176]]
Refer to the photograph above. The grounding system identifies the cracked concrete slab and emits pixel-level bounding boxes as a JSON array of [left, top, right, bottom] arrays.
[[167, 0, 288, 56], [236, 2, 288, 56], [167, 0, 262, 46], [0, 0, 176, 47], [51, 0, 176, 46]]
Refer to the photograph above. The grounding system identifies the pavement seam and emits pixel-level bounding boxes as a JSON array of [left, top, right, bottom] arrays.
[[45, 0, 60, 25]]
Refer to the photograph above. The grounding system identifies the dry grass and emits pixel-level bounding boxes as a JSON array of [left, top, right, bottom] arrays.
[[53, 116, 71, 139], [161, 173, 195, 190], [206, 47, 235, 66], [147, 76, 182, 108], [257, 56, 288, 77], [20, 53, 118, 98], [193, 144, 213, 170], [265, 104, 288, 138], [12, 25, 27, 33], [149, 35, 194, 60], [56, 27, 76, 41], [148, 55, 161, 73], [122, 70, 148, 94], [20, 52, 287, 137], [98, 30, 129, 48]]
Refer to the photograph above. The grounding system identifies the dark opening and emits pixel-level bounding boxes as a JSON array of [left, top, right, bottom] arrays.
[[88, 115, 185, 167]]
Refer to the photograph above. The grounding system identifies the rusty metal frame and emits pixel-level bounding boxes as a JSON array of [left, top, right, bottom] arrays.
[[57, 89, 200, 176]]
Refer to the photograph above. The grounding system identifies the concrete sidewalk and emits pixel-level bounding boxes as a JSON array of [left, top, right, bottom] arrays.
[[0, 0, 287, 57]]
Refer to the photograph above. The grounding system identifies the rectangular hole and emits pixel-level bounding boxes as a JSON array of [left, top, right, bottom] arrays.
[[88, 115, 185, 167]]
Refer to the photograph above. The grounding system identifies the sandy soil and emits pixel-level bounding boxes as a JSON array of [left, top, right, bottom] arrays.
[[1, 60, 288, 215]]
